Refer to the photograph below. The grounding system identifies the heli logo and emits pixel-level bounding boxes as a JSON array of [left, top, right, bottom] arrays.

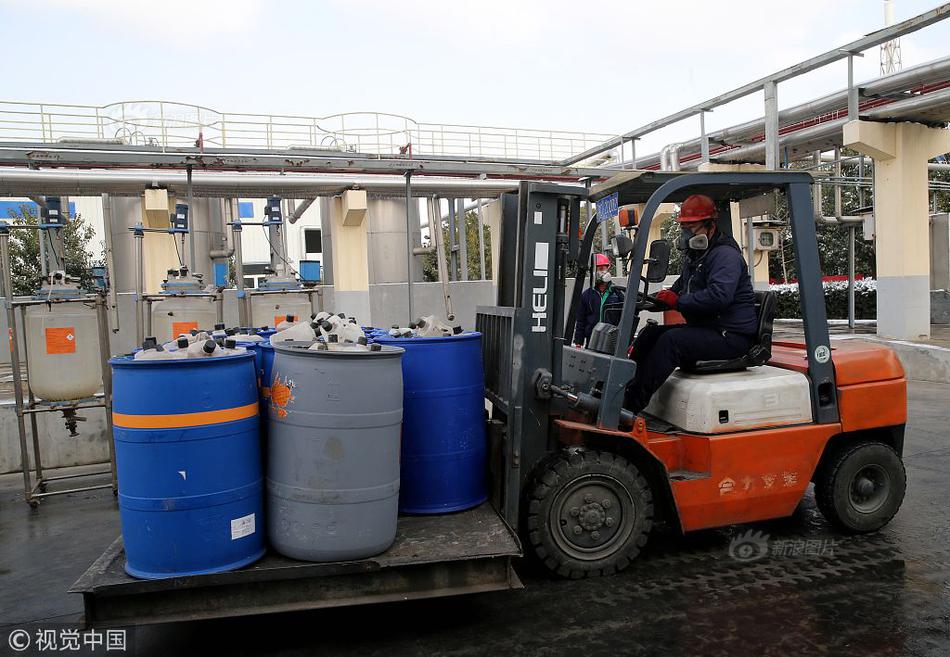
[[531, 242, 549, 333]]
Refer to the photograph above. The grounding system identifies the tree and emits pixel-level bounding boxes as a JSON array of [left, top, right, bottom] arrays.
[[930, 155, 950, 213], [5, 205, 99, 296], [421, 208, 492, 282]]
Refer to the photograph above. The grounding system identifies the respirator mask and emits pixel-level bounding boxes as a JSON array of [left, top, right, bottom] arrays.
[[596, 270, 613, 284], [677, 224, 711, 252]]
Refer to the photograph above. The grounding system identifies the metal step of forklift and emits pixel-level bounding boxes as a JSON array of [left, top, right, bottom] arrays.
[[642, 413, 679, 434], [70, 503, 522, 628], [668, 470, 711, 482]]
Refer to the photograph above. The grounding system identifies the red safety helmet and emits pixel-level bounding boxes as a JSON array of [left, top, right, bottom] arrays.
[[677, 194, 718, 223], [594, 253, 611, 267]]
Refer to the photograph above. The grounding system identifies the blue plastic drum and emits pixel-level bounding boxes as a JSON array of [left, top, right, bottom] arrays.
[[374, 332, 487, 513], [110, 352, 264, 579]]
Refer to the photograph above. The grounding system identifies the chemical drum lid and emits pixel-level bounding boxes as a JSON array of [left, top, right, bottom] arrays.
[[109, 351, 256, 368], [271, 343, 405, 359], [373, 331, 481, 344]]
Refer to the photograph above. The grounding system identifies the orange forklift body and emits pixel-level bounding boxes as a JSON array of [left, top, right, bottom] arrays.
[[556, 340, 906, 532]]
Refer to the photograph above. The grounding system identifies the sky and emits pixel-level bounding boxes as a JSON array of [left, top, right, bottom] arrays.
[[0, 0, 947, 159]]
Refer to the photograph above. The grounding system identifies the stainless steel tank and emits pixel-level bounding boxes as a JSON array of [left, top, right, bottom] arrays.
[[365, 197, 424, 285], [266, 342, 404, 561]]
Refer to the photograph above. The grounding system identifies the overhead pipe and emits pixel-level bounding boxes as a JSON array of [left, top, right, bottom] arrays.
[[816, 152, 950, 172], [0, 169, 519, 198], [659, 143, 684, 171], [628, 56, 950, 169], [287, 197, 315, 224], [674, 86, 950, 166]]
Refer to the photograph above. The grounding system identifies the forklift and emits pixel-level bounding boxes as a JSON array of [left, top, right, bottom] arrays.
[[477, 170, 907, 578], [72, 170, 907, 625]]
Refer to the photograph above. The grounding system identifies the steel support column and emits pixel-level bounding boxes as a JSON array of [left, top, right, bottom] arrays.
[[405, 171, 415, 322], [457, 198, 469, 281], [764, 81, 780, 170]]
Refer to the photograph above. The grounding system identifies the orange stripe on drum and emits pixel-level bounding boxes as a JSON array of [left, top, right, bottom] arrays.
[[113, 402, 259, 429]]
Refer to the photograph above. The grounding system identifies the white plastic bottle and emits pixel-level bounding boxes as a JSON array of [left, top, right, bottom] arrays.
[[231, 330, 265, 342], [187, 339, 219, 358], [158, 336, 189, 356], [212, 338, 246, 357], [336, 318, 365, 343], [275, 315, 301, 331], [271, 321, 318, 344], [134, 337, 186, 361], [317, 315, 344, 341], [337, 336, 370, 351]]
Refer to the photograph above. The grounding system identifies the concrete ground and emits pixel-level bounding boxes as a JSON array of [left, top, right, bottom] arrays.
[[1, 382, 948, 657]]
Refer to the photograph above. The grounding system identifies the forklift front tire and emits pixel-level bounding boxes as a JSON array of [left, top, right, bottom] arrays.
[[527, 450, 654, 578], [814, 441, 906, 533]]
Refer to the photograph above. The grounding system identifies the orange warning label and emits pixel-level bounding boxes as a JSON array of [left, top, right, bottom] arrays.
[[270, 375, 295, 419], [172, 321, 199, 337], [45, 327, 77, 354], [274, 315, 289, 329]]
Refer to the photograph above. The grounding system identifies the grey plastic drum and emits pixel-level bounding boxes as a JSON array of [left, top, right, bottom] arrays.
[[266, 343, 404, 561]]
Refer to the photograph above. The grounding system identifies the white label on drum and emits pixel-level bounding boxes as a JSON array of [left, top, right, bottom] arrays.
[[230, 513, 256, 540]]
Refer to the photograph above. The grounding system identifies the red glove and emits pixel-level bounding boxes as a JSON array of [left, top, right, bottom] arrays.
[[656, 289, 678, 309]]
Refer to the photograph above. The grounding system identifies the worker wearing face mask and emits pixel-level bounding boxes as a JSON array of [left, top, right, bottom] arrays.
[[573, 253, 626, 347], [624, 194, 757, 413]]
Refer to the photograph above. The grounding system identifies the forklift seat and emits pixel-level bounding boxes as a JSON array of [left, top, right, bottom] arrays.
[[681, 291, 777, 374]]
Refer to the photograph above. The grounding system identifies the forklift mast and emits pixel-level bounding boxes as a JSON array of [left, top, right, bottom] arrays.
[[477, 182, 586, 523]]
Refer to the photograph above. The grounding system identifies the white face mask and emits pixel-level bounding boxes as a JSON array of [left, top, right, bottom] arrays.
[[597, 270, 612, 284]]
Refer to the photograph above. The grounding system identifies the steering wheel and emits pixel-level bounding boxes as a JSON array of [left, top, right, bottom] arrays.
[[636, 292, 669, 313]]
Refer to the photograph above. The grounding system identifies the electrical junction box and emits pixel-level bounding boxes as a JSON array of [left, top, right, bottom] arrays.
[[265, 196, 283, 225], [754, 227, 781, 251], [644, 365, 812, 434], [170, 204, 189, 233], [41, 197, 64, 226], [342, 189, 367, 226]]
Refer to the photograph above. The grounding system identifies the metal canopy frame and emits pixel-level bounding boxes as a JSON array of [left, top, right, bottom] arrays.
[[600, 171, 839, 427]]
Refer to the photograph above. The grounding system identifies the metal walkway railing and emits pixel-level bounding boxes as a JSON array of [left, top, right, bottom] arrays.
[[0, 100, 619, 163]]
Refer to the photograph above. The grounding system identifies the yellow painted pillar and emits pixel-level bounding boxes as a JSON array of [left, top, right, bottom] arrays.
[[727, 202, 771, 289], [329, 191, 372, 321], [139, 194, 179, 294], [635, 202, 676, 245], [844, 120, 950, 339], [697, 162, 771, 289]]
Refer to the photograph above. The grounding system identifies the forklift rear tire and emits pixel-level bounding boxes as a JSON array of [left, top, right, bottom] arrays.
[[814, 441, 906, 533], [526, 449, 653, 578]]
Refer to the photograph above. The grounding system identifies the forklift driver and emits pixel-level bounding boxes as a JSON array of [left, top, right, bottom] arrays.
[[573, 253, 625, 347], [624, 194, 757, 413]]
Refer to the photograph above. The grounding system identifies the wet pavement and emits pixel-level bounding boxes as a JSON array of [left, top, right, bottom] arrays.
[[1, 382, 948, 657]]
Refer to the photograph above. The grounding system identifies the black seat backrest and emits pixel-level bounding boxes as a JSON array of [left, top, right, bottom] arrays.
[[681, 290, 777, 374], [746, 291, 777, 366], [603, 301, 624, 326]]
